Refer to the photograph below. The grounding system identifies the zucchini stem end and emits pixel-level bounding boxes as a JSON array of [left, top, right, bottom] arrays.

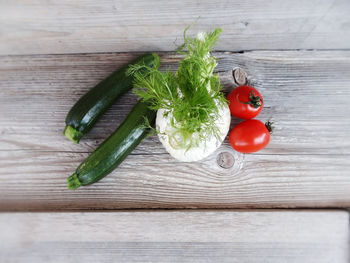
[[67, 173, 81, 190], [64, 125, 83, 144]]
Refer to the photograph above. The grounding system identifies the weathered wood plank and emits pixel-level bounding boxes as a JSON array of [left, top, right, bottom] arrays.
[[1, 151, 349, 210], [0, 210, 348, 263], [0, 51, 350, 210], [1, 51, 350, 154], [0, 0, 349, 55]]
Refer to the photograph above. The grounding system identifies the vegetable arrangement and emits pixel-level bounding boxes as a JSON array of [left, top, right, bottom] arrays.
[[64, 27, 273, 189]]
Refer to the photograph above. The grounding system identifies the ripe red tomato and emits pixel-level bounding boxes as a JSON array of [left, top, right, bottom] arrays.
[[227, 85, 263, 119], [229, 120, 272, 153]]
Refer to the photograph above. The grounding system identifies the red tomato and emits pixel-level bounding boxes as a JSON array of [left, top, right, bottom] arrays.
[[227, 85, 263, 119], [229, 120, 272, 153]]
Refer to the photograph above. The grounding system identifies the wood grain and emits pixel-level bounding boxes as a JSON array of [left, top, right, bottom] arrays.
[[0, 51, 350, 210], [0, 210, 348, 263], [1, 0, 350, 55]]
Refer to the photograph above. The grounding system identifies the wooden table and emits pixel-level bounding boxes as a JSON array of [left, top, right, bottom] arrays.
[[0, 1, 349, 262]]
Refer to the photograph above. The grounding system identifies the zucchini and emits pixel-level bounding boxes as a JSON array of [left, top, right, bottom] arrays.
[[64, 53, 157, 143], [68, 101, 156, 190]]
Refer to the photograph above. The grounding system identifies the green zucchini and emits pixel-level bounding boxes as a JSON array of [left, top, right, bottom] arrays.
[[64, 53, 157, 143], [68, 101, 156, 190]]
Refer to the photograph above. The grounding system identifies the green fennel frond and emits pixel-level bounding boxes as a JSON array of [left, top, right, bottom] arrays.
[[127, 28, 226, 149]]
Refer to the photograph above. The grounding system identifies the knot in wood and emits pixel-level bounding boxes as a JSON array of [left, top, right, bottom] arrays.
[[216, 151, 235, 169], [232, 67, 247, 86]]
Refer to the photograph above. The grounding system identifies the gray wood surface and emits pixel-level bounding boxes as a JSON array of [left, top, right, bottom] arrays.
[[1, 51, 350, 210], [1, 0, 350, 55], [0, 210, 348, 263], [2, 2, 350, 262]]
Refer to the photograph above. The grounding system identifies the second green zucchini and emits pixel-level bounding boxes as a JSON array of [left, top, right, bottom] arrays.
[[67, 101, 156, 190]]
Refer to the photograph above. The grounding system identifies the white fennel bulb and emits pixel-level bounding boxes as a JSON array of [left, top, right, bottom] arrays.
[[156, 101, 230, 162]]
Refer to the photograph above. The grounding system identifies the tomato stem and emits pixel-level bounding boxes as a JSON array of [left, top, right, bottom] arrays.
[[239, 90, 263, 109], [265, 121, 273, 133]]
